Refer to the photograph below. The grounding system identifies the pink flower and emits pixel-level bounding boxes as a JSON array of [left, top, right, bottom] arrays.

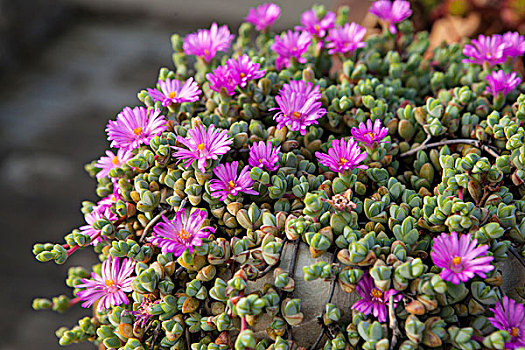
[[226, 54, 266, 88], [315, 137, 368, 173], [172, 124, 232, 173], [351, 119, 389, 147], [431, 231, 494, 285], [503, 32, 525, 58], [95, 149, 134, 180], [489, 296, 525, 349], [146, 78, 201, 107], [271, 80, 326, 135], [183, 23, 234, 62], [206, 66, 238, 96], [296, 9, 336, 38], [352, 274, 402, 322], [106, 107, 167, 151], [271, 30, 312, 70], [245, 3, 281, 31], [369, 0, 412, 34], [150, 209, 215, 256], [79, 205, 118, 245], [486, 70, 521, 97], [209, 161, 258, 200], [76, 257, 135, 313], [463, 34, 510, 66], [248, 141, 280, 171], [325, 23, 366, 55]]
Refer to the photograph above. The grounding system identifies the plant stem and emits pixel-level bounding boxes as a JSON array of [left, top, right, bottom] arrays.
[[68, 297, 81, 307], [388, 295, 402, 349], [288, 240, 299, 279], [241, 316, 248, 332], [67, 245, 80, 257], [139, 209, 169, 243], [399, 139, 500, 158]]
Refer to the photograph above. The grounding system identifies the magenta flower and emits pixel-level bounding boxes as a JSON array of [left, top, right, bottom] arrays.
[[503, 32, 525, 57], [150, 209, 215, 256], [486, 70, 521, 97], [271, 80, 326, 135], [209, 161, 258, 200], [96, 186, 121, 212], [226, 54, 266, 88], [489, 296, 525, 349], [206, 66, 238, 96], [183, 23, 234, 62], [431, 231, 494, 285], [351, 119, 389, 147], [296, 9, 336, 38], [172, 124, 232, 174], [95, 149, 134, 180], [76, 257, 135, 313], [146, 78, 201, 107], [106, 107, 167, 151], [351, 274, 402, 322], [248, 141, 280, 171], [315, 138, 368, 173], [325, 23, 366, 55], [369, 0, 412, 34], [271, 30, 312, 70], [245, 3, 281, 31], [463, 34, 510, 66], [79, 206, 118, 245]]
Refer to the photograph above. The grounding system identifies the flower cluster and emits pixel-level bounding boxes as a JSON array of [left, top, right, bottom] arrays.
[[33, 2, 525, 350], [206, 54, 266, 95], [463, 32, 525, 66]]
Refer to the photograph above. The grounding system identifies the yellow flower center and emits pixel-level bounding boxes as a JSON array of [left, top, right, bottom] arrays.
[[204, 49, 210, 56], [133, 127, 143, 136], [197, 143, 205, 151], [112, 156, 119, 165], [177, 229, 191, 240], [452, 256, 462, 265], [105, 279, 115, 287], [314, 24, 320, 32], [511, 327, 520, 337], [168, 91, 177, 99], [228, 180, 235, 189], [240, 72, 246, 78], [292, 111, 302, 119], [371, 288, 383, 299], [366, 132, 375, 139], [340, 157, 348, 164]]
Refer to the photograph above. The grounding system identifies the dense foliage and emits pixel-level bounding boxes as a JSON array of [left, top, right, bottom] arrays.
[[33, 2, 525, 349]]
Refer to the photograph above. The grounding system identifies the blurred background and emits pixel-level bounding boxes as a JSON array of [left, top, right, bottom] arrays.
[[0, 0, 523, 349]]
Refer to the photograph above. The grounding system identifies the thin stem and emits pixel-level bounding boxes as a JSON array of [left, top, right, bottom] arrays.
[[67, 245, 80, 257], [399, 139, 500, 158], [509, 246, 525, 269], [288, 240, 300, 279], [389, 295, 402, 350], [149, 321, 161, 350], [68, 297, 81, 308], [241, 316, 248, 332], [139, 209, 169, 243]]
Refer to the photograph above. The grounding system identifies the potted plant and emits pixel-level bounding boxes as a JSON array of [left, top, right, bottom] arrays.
[[33, 1, 525, 349]]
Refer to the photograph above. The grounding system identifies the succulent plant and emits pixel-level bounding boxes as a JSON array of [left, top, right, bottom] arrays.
[[33, 1, 525, 350]]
